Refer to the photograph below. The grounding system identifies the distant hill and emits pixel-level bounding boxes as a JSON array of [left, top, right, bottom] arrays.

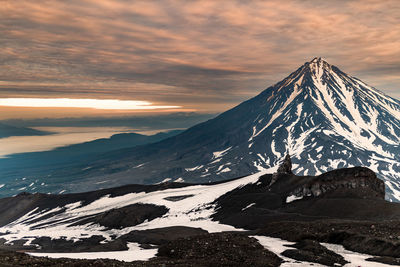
[[45, 129, 184, 161], [0, 129, 184, 196], [0, 123, 51, 138], [0, 129, 183, 168]]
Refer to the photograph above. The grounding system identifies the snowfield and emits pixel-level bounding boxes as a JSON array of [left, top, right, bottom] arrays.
[[0, 169, 276, 245], [28, 242, 157, 262]]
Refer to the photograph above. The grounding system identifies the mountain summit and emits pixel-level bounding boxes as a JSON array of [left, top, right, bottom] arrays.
[[4, 58, 400, 201]]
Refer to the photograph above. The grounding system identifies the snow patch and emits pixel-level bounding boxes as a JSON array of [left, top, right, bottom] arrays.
[[95, 180, 109, 185], [159, 178, 171, 183], [217, 167, 231, 174], [28, 242, 157, 262], [286, 195, 303, 203], [212, 147, 232, 159], [174, 178, 185, 183], [185, 165, 203, 172], [241, 203, 255, 211]]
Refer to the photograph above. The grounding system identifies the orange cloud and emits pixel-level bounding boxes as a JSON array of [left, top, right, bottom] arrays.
[[1, 0, 399, 119]]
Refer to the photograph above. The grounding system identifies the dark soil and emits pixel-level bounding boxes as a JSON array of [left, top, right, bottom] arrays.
[[0, 249, 145, 267], [70, 204, 168, 229], [154, 232, 282, 267], [119, 226, 208, 245]]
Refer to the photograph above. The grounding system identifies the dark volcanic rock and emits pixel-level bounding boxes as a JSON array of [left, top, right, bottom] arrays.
[[366, 256, 400, 265], [0, 233, 284, 266], [277, 154, 293, 175], [163, 194, 194, 201], [120, 226, 208, 245], [212, 167, 396, 230], [255, 220, 400, 259], [0, 232, 284, 266], [3, 226, 209, 253], [286, 167, 385, 200], [30, 236, 128, 253], [324, 231, 400, 259], [0, 249, 145, 266], [155, 232, 282, 267], [0, 236, 128, 253], [282, 239, 348, 266], [71, 203, 168, 229], [271, 153, 293, 185]]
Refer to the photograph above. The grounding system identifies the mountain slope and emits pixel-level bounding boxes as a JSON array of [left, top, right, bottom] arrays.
[[2, 58, 400, 201]]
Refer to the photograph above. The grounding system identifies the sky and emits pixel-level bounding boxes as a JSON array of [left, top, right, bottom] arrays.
[[1, 0, 399, 119]]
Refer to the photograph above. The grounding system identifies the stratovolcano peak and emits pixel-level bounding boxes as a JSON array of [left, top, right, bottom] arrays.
[[305, 57, 332, 75], [310, 56, 326, 63]]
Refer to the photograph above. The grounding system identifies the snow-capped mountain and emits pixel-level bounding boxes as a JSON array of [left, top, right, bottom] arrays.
[[60, 57, 399, 200], [243, 57, 400, 201], [238, 57, 400, 201], [2, 58, 400, 202]]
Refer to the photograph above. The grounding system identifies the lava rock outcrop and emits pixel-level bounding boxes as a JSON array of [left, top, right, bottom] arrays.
[[286, 167, 385, 200], [212, 165, 397, 229]]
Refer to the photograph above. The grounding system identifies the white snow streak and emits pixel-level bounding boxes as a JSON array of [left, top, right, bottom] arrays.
[[286, 195, 303, 203], [212, 147, 232, 159], [29, 242, 157, 262]]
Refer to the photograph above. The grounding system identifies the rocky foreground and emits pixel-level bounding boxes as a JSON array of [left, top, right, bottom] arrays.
[[0, 158, 400, 266], [0, 233, 282, 267], [1, 229, 400, 266]]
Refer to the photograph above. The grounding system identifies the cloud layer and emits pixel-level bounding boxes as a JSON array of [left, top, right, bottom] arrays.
[[1, 0, 399, 115]]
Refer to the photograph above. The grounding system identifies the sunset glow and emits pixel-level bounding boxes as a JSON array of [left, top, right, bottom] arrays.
[[0, 98, 181, 110]]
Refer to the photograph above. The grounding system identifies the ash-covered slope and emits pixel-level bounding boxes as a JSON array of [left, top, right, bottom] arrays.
[[56, 57, 400, 201]]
